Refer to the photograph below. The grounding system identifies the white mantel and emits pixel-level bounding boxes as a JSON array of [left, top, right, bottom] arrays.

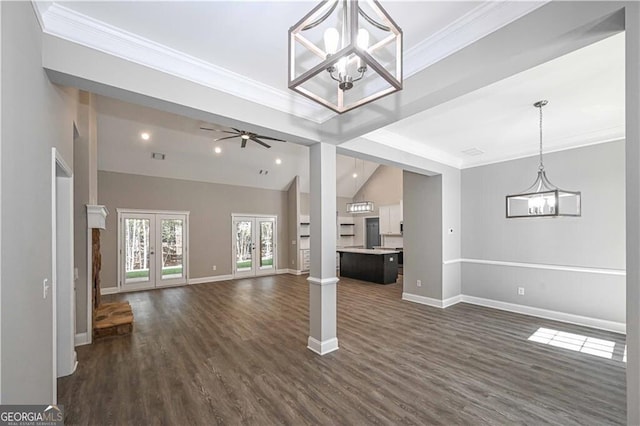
[[86, 204, 108, 229]]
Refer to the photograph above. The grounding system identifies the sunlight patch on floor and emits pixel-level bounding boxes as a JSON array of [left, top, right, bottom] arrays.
[[528, 327, 625, 362]]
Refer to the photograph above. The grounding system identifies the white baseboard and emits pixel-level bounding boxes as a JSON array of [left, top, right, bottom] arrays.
[[285, 269, 304, 275], [276, 269, 289, 274], [100, 287, 118, 295], [74, 332, 90, 347], [401, 292, 625, 334], [307, 336, 339, 355], [460, 295, 626, 334], [189, 274, 233, 285], [402, 292, 462, 309]]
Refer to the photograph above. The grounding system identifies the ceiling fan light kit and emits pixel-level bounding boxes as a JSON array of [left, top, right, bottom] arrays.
[[288, 0, 402, 114], [506, 100, 581, 218]]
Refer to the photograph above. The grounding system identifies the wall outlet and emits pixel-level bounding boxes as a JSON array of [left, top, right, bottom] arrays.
[[43, 278, 49, 299], [518, 287, 525, 296], [212, 265, 217, 271], [417, 279, 422, 287]]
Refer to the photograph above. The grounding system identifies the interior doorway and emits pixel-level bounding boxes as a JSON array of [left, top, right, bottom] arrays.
[[118, 210, 189, 292], [232, 215, 277, 278], [52, 148, 75, 397], [365, 217, 381, 249]]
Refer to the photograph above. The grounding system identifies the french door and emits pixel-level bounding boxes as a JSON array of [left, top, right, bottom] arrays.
[[119, 210, 189, 291], [233, 215, 277, 278]]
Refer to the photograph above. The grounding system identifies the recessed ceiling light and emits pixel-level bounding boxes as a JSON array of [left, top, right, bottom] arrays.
[[151, 152, 165, 160], [214, 146, 222, 154], [275, 158, 282, 165], [141, 132, 150, 141], [352, 173, 358, 178]]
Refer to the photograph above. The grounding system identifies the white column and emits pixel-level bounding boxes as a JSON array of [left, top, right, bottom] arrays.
[[307, 142, 339, 355], [627, 3, 640, 425]]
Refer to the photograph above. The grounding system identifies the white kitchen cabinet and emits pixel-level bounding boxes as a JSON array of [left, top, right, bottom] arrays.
[[379, 203, 402, 235]]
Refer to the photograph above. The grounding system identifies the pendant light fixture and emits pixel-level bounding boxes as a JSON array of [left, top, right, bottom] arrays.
[[506, 100, 581, 218], [347, 158, 374, 213], [288, 0, 402, 114]]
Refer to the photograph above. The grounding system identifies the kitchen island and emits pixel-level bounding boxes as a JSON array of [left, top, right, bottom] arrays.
[[337, 248, 400, 284]]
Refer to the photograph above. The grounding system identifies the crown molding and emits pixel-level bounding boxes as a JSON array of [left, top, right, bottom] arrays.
[[363, 129, 464, 169], [35, 1, 546, 124], [37, 3, 334, 124], [404, 1, 549, 78]]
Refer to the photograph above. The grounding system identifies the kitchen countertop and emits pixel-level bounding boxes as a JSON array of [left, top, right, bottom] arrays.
[[337, 248, 400, 255]]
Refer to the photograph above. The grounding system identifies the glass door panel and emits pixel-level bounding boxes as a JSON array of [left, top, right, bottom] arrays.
[[258, 219, 275, 273], [123, 214, 155, 290], [120, 211, 188, 291], [234, 218, 254, 278], [157, 215, 187, 287], [233, 216, 277, 278]]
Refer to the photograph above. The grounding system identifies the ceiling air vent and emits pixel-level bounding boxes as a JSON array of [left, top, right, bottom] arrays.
[[461, 147, 484, 157], [151, 152, 166, 160]]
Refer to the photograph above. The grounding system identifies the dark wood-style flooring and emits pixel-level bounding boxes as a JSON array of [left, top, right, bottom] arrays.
[[58, 275, 626, 425]]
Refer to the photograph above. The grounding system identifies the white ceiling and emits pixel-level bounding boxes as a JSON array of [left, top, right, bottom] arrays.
[[363, 32, 625, 168], [39, 1, 624, 181], [95, 95, 379, 197]]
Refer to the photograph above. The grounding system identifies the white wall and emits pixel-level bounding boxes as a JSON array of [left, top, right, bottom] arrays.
[[1, 2, 78, 402], [461, 141, 625, 323]]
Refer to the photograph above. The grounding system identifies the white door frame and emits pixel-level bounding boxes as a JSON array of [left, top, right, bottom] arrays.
[[117, 208, 190, 292], [51, 148, 75, 402], [231, 214, 278, 278]]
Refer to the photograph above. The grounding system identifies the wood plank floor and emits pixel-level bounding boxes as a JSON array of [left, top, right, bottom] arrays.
[[58, 275, 626, 425]]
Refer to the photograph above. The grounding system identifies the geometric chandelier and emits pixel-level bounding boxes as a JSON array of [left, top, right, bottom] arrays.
[[506, 100, 582, 218], [288, 0, 402, 114]]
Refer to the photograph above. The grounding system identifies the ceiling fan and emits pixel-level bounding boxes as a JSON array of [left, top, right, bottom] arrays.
[[200, 126, 286, 149]]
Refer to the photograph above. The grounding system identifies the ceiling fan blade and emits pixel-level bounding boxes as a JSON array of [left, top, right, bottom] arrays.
[[241, 138, 247, 148], [231, 127, 241, 133], [200, 126, 218, 131], [213, 135, 239, 142], [251, 137, 271, 149], [221, 130, 240, 135], [255, 135, 286, 142]]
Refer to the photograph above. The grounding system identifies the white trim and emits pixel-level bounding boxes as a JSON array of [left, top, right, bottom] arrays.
[[402, 292, 462, 309], [38, 3, 330, 124], [231, 214, 278, 279], [86, 227, 92, 345], [286, 269, 304, 276], [448, 258, 626, 276], [307, 336, 339, 355], [460, 295, 626, 334], [100, 286, 119, 295], [74, 332, 90, 347], [86, 204, 108, 229], [276, 269, 289, 275], [188, 275, 233, 285], [116, 208, 190, 216], [307, 276, 339, 286], [36, 2, 546, 125], [403, 1, 548, 79]]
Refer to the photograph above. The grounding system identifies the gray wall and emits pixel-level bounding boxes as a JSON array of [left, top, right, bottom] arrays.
[[299, 192, 352, 216], [98, 171, 290, 289], [1, 2, 78, 403], [403, 171, 443, 299], [287, 177, 299, 270], [352, 165, 403, 215], [461, 141, 625, 322]]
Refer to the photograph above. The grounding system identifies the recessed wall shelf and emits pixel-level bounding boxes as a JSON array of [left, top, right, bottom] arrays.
[[340, 223, 355, 226], [340, 234, 355, 237], [301, 235, 310, 238], [300, 222, 310, 225]]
